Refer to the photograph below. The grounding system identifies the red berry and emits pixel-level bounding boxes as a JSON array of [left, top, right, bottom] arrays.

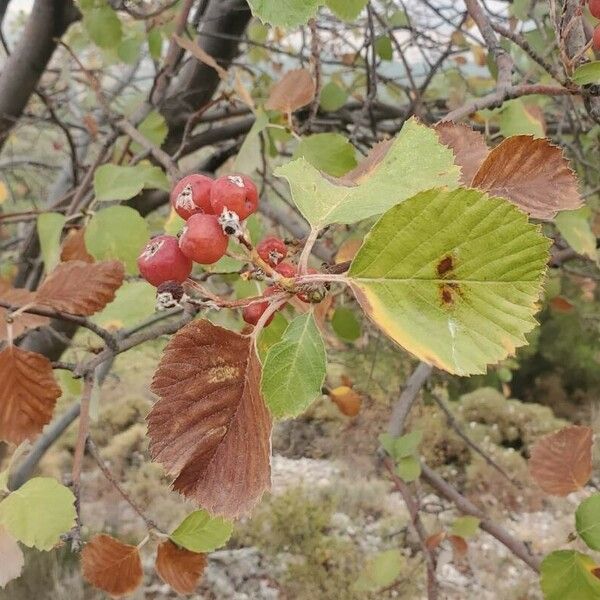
[[178, 213, 228, 264], [210, 174, 259, 220], [590, 0, 600, 19], [275, 262, 297, 278], [242, 286, 277, 327], [257, 236, 288, 267], [137, 235, 192, 287], [594, 24, 600, 50], [170, 174, 213, 220]]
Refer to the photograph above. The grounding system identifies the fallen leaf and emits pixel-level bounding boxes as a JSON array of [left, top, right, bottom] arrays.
[[434, 122, 488, 184], [0, 526, 24, 588], [471, 136, 582, 219], [155, 540, 206, 595], [0, 284, 48, 341], [81, 534, 143, 599], [265, 68, 316, 114], [148, 320, 272, 517], [0, 346, 61, 444], [529, 425, 593, 495], [449, 534, 468, 557], [36, 260, 124, 316], [60, 228, 94, 263], [425, 531, 446, 550], [329, 386, 362, 416]]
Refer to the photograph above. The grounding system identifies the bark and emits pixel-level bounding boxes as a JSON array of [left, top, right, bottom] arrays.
[[0, 0, 80, 150]]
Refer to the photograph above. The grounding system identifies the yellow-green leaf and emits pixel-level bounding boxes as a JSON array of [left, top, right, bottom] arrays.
[[348, 188, 549, 375], [541, 550, 600, 600], [170, 510, 233, 553]]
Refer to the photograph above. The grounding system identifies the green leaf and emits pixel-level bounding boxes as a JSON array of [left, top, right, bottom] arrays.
[[354, 549, 404, 592], [257, 311, 288, 361], [147, 28, 162, 60], [555, 209, 598, 262], [498, 99, 544, 138], [136, 111, 168, 150], [396, 456, 421, 482], [261, 313, 327, 418], [576, 494, 600, 551], [348, 187, 550, 375], [234, 109, 269, 174], [117, 36, 141, 64], [247, 0, 321, 27], [325, 0, 368, 21], [375, 36, 393, 61], [451, 516, 480, 539], [83, 5, 122, 49], [93, 164, 169, 202], [380, 430, 422, 460], [294, 133, 357, 177], [275, 118, 460, 229], [36, 212, 66, 273], [0, 477, 76, 550], [319, 81, 348, 112], [92, 281, 156, 329], [170, 510, 233, 553], [331, 307, 361, 342], [389, 9, 409, 27], [540, 550, 600, 600], [572, 62, 600, 86], [85, 206, 150, 274]]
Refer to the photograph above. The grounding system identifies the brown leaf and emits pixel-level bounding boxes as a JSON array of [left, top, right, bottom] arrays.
[[155, 540, 206, 595], [174, 34, 228, 79], [329, 386, 362, 417], [60, 228, 94, 264], [0, 346, 61, 444], [529, 425, 593, 495], [448, 534, 468, 557], [148, 320, 272, 518], [434, 122, 489, 185], [36, 260, 124, 316], [264, 68, 316, 114], [550, 296, 574, 313], [81, 534, 143, 599], [471, 136, 582, 219], [335, 238, 363, 264], [425, 531, 446, 550], [0, 284, 48, 340]]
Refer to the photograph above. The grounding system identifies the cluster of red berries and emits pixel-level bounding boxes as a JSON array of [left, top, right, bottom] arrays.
[[137, 173, 323, 328], [590, 0, 600, 49]]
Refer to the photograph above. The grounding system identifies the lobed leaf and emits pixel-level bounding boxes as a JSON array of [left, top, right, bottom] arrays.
[[0, 347, 61, 444], [148, 320, 272, 518], [261, 313, 327, 419], [36, 260, 125, 316], [529, 425, 593, 496], [471, 136, 582, 220], [348, 187, 549, 375], [81, 534, 143, 598], [275, 118, 460, 229], [155, 540, 206, 595], [0, 477, 76, 550]]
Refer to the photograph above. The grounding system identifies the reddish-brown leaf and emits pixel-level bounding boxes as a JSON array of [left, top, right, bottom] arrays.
[[148, 319, 272, 518], [81, 534, 143, 599], [529, 425, 593, 495], [60, 228, 94, 263], [550, 296, 575, 313], [264, 68, 316, 114], [36, 260, 124, 316], [471, 136, 582, 219], [434, 122, 489, 185], [425, 531, 446, 550], [0, 284, 48, 340], [155, 540, 206, 595], [0, 346, 60, 444], [448, 534, 468, 557]]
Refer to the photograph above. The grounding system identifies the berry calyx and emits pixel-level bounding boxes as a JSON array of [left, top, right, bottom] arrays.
[[296, 267, 320, 303], [257, 236, 288, 267], [590, 0, 600, 19], [137, 235, 192, 287], [170, 174, 213, 220], [594, 24, 600, 50], [178, 213, 228, 264], [156, 280, 185, 310], [210, 174, 259, 220], [242, 286, 277, 327]]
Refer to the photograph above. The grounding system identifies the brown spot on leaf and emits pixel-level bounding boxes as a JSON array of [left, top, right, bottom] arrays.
[[440, 282, 460, 307], [592, 567, 600, 580], [437, 255, 454, 277]]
